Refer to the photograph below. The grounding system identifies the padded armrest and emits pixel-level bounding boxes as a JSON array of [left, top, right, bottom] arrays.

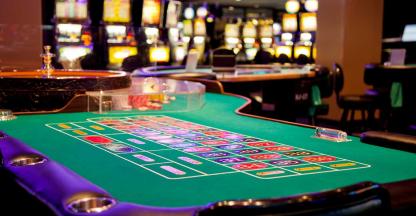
[[382, 179, 416, 214], [360, 131, 416, 153]]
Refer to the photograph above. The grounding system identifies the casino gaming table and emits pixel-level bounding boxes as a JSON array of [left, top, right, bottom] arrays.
[[133, 65, 319, 120], [1, 91, 416, 215]]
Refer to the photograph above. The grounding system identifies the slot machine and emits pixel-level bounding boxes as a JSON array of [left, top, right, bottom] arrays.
[[55, 0, 92, 69], [103, 0, 137, 69], [166, 1, 184, 64], [275, 13, 298, 63], [193, 5, 208, 63], [142, 0, 162, 46], [224, 23, 241, 54], [293, 12, 317, 63], [142, 0, 169, 65], [259, 20, 274, 55], [242, 21, 258, 61], [275, 32, 294, 64]]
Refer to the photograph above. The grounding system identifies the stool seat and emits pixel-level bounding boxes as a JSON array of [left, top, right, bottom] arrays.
[[339, 95, 378, 108]]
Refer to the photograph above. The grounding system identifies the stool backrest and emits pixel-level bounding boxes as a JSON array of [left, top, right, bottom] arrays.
[[333, 63, 344, 101]]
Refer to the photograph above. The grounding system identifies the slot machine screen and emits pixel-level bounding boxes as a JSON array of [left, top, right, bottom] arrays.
[[58, 46, 91, 61], [108, 46, 138, 66], [149, 47, 170, 63], [194, 18, 206, 36], [103, 0, 131, 23], [225, 24, 240, 38], [283, 13, 298, 32], [294, 45, 311, 58], [56, 0, 88, 20], [259, 25, 273, 38], [56, 24, 83, 42], [300, 13, 317, 32], [142, 0, 162, 26], [183, 20, 193, 36], [105, 25, 127, 43], [166, 1, 181, 28], [276, 45, 292, 58], [243, 23, 257, 38]]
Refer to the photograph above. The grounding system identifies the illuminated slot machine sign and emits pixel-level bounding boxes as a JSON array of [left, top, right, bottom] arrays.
[[55, 0, 88, 20], [149, 46, 170, 63], [103, 0, 137, 69], [282, 13, 298, 32], [259, 24, 274, 54], [193, 18, 206, 62], [243, 22, 258, 61], [55, 0, 92, 68], [142, 0, 162, 27], [225, 24, 241, 54]]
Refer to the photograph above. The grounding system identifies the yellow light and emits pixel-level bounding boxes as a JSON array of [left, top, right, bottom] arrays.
[[193, 36, 205, 44], [225, 24, 240, 37], [196, 6, 208, 18], [184, 7, 194, 19], [142, 0, 161, 26], [281, 32, 293, 42], [282, 13, 298, 32], [194, 18, 206, 36], [108, 46, 138, 66], [207, 16, 214, 23], [183, 20, 193, 36], [276, 45, 292, 58], [149, 46, 170, 63], [305, 0, 319, 12], [301, 13, 317, 32], [103, 0, 131, 23], [59, 46, 91, 61], [285, 0, 300, 14], [243, 22, 257, 38], [294, 45, 311, 58], [300, 32, 312, 42], [174, 46, 186, 62]]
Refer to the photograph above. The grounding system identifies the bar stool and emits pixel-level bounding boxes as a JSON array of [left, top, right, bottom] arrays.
[[333, 63, 379, 132]]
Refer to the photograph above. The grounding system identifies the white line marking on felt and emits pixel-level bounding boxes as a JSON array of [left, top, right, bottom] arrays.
[[46, 115, 371, 180]]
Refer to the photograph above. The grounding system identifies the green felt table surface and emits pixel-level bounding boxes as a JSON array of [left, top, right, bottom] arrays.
[[1, 93, 416, 208]]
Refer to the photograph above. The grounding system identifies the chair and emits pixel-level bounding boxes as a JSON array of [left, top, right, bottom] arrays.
[[307, 66, 333, 125], [333, 63, 380, 132], [196, 181, 389, 216], [253, 49, 273, 64]]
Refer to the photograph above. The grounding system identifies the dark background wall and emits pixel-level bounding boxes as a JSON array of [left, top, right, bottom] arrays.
[[383, 0, 416, 39]]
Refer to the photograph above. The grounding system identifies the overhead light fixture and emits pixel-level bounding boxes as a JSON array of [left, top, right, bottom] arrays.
[[184, 6, 195, 19], [285, 0, 300, 14], [305, 0, 319, 12]]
